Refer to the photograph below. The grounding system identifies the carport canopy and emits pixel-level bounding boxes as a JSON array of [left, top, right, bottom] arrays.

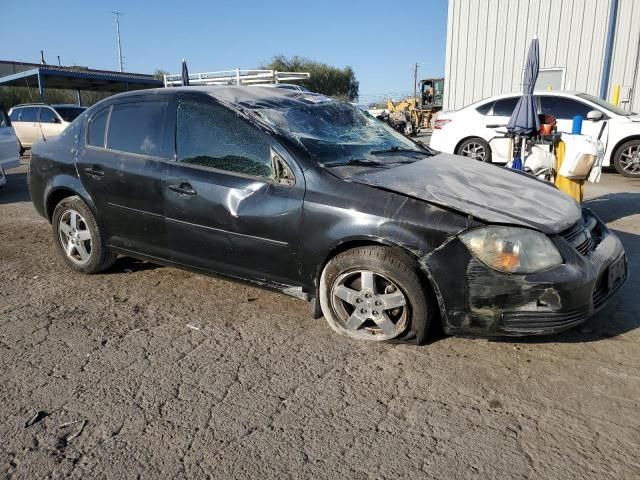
[[0, 65, 163, 103]]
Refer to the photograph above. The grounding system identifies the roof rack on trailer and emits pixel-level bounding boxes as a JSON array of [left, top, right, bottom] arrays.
[[163, 68, 310, 87]]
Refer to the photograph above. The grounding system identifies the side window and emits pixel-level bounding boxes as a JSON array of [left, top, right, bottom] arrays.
[[39, 107, 58, 124], [490, 97, 519, 116], [106, 101, 168, 156], [87, 108, 109, 148], [476, 101, 494, 115], [176, 101, 273, 179], [9, 108, 21, 122], [539, 96, 593, 120], [20, 107, 38, 122]]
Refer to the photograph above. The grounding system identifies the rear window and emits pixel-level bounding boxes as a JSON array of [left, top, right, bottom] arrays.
[[39, 107, 58, 123], [87, 108, 109, 148], [55, 107, 86, 122], [106, 101, 168, 157], [19, 107, 38, 122], [490, 97, 519, 116], [476, 101, 494, 115]]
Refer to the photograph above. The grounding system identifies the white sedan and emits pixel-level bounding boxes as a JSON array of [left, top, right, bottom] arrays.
[[430, 91, 640, 177]]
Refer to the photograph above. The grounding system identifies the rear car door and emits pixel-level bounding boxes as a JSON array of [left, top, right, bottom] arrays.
[[76, 98, 172, 259], [37, 106, 64, 140], [164, 97, 305, 286], [538, 95, 609, 146]]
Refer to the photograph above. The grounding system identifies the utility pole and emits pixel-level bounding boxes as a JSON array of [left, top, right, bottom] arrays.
[[413, 63, 421, 101], [112, 12, 124, 72]]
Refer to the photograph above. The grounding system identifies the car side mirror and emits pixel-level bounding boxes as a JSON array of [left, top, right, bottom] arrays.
[[587, 110, 604, 121], [271, 148, 295, 186]]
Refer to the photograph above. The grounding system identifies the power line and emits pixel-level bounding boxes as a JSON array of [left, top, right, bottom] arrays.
[[112, 12, 124, 72]]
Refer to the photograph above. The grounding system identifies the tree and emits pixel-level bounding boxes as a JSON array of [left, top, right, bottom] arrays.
[[153, 69, 169, 81], [260, 56, 359, 101]]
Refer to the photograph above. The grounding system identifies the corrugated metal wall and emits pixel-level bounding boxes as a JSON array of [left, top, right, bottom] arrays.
[[444, 0, 640, 112], [609, 0, 640, 112]]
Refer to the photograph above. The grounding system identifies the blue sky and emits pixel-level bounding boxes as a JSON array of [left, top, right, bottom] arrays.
[[4, 0, 448, 96]]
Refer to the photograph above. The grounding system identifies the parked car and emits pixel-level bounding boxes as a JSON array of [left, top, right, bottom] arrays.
[[8, 103, 86, 154], [0, 104, 20, 187], [430, 91, 640, 177], [29, 87, 627, 343]]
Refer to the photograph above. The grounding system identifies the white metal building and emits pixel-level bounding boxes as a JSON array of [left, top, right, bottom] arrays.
[[443, 0, 640, 112]]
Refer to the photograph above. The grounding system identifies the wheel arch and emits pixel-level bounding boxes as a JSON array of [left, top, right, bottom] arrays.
[[314, 236, 443, 342], [454, 135, 488, 155], [45, 176, 96, 222], [610, 134, 640, 162], [313, 236, 439, 304]]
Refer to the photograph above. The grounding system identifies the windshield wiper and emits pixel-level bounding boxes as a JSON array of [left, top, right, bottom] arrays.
[[323, 159, 388, 168], [369, 146, 429, 155]]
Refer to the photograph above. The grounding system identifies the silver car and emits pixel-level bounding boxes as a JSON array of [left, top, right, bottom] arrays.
[[0, 106, 20, 187]]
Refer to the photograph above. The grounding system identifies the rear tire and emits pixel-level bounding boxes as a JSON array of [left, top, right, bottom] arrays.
[[52, 196, 116, 274], [319, 246, 433, 343], [456, 137, 492, 163], [613, 139, 640, 178]]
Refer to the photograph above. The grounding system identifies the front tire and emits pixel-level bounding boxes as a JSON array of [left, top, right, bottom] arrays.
[[52, 196, 116, 274], [319, 246, 432, 343], [613, 139, 640, 178], [457, 137, 492, 163]]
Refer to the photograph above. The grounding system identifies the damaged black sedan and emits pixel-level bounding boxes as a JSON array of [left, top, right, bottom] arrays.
[[29, 86, 627, 343]]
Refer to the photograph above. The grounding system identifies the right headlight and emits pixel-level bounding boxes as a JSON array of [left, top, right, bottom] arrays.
[[459, 226, 563, 274]]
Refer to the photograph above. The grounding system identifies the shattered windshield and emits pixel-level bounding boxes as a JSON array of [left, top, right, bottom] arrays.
[[251, 97, 430, 167]]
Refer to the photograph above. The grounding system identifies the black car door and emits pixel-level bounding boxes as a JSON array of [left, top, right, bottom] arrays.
[[163, 97, 305, 286], [76, 98, 172, 259]]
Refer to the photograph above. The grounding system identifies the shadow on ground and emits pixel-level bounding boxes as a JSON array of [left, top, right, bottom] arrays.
[[584, 192, 640, 223], [0, 171, 29, 204]]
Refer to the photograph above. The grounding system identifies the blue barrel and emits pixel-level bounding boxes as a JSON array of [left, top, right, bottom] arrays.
[[572, 115, 583, 134]]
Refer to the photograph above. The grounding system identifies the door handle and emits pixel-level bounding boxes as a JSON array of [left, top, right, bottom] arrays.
[[84, 166, 104, 177], [168, 183, 197, 196]]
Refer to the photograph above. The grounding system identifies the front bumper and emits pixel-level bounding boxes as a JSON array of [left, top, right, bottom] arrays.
[[423, 212, 627, 337]]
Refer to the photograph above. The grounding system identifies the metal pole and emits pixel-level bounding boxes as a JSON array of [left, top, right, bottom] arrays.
[[76, 90, 81, 106], [37, 71, 45, 102], [112, 12, 124, 72], [599, 0, 619, 99], [413, 63, 418, 101]]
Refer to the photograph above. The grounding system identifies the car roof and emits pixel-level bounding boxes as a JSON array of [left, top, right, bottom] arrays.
[[474, 90, 582, 104], [11, 103, 86, 108], [104, 85, 329, 110]]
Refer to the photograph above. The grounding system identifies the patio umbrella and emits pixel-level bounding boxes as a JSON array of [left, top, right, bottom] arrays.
[[181, 59, 190, 86], [507, 37, 540, 170]]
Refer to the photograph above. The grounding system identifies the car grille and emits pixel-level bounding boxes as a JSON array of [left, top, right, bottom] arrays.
[[501, 306, 590, 333], [560, 215, 600, 256]]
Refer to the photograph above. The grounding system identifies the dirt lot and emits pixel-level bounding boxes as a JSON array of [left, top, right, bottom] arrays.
[[1, 159, 639, 479]]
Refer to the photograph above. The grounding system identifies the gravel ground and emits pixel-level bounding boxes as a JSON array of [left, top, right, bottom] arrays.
[[1, 159, 639, 479]]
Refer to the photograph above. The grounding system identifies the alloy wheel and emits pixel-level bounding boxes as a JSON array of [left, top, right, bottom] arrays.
[[330, 270, 409, 340], [619, 145, 640, 176], [58, 209, 92, 265], [460, 142, 487, 161]]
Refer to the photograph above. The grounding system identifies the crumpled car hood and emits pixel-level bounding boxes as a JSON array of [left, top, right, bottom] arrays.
[[347, 152, 582, 234]]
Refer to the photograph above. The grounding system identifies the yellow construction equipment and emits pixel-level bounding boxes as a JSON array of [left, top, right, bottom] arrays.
[[383, 78, 444, 136]]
